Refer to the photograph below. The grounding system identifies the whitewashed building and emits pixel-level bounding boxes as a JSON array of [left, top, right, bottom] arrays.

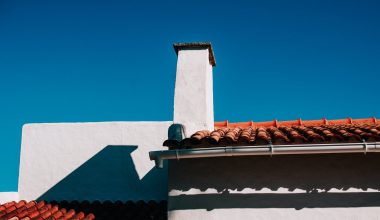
[[1, 42, 380, 220]]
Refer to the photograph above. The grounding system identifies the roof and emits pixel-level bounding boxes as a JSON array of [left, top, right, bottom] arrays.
[[0, 200, 94, 220], [164, 117, 380, 149], [0, 200, 167, 220]]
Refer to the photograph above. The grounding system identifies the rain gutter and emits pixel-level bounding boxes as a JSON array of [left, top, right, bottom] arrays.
[[149, 141, 380, 168]]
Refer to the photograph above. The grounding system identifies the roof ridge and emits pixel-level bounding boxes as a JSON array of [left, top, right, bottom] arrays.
[[215, 117, 378, 129]]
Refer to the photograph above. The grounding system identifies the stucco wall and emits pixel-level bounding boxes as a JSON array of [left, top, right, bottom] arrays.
[[173, 48, 214, 136], [0, 192, 18, 203], [168, 154, 380, 220], [19, 121, 171, 201]]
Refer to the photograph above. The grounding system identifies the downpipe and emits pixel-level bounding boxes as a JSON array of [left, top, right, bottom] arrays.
[[149, 141, 380, 168]]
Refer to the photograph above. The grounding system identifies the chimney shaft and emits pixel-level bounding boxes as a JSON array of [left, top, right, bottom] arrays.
[[173, 42, 216, 137]]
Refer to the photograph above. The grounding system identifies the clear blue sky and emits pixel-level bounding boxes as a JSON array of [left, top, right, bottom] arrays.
[[0, 0, 379, 190]]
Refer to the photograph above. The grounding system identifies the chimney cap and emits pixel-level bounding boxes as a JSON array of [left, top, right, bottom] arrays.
[[173, 42, 216, 66]]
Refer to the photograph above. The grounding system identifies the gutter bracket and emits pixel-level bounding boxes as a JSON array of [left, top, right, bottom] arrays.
[[363, 139, 368, 155], [225, 146, 233, 156], [175, 150, 180, 160], [269, 141, 274, 157], [155, 157, 163, 169]]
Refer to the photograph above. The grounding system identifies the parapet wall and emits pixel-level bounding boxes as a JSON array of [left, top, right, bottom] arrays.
[[19, 121, 171, 201]]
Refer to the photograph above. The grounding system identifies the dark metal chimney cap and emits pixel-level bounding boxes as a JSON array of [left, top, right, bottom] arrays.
[[173, 42, 216, 67]]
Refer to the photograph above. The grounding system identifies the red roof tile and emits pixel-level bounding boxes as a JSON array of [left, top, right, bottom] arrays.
[[0, 201, 94, 220], [214, 117, 378, 128], [164, 117, 380, 148]]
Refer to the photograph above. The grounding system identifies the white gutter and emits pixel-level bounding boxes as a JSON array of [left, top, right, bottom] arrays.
[[149, 141, 380, 168]]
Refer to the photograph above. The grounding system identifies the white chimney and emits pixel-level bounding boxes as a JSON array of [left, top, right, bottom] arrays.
[[173, 42, 216, 137]]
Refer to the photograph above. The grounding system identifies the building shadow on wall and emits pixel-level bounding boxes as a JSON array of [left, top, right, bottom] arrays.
[[169, 154, 380, 210], [38, 145, 167, 201]]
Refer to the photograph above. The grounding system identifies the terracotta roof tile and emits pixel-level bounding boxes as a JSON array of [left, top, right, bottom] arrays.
[[164, 117, 380, 148], [0, 201, 94, 220], [1, 200, 167, 219]]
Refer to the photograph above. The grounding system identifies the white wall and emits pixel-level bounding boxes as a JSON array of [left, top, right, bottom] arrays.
[[15, 43, 216, 204], [0, 192, 18, 204], [169, 208, 380, 220], [168, 154, 380, 220], [173, 48, 214, 136], [19, 121, 171, 201]]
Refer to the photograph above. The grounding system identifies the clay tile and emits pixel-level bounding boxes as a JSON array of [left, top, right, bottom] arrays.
[[16, 206, 27, 214], [36, 201, 45, 209], [4, 201, 16, 208], [74, 212, 85, 219], [6, 205, 17, 213], [53, 210, 64, 219], [28, 210, 40, 218], [84, 213, 95, 220], [191, 130, 210, 141], [214, 120, 228, 129], [210, 130, 222, 138], [256, 127, 271, 144], [5, 210, 19, 219], [268, 127, 289, 143], [369, 128, 380, 135], [225, 127, 242, 142], [238, 127, 253, 143], [25, 201, 36, 209], [207, 118, 378, 147], [26, 206, 37, 213], [50, 205, 59, 214], [38, 204, 51, 214], [16, 201, 27, 208], [17, 210, 29, 218], [41, 210, 52, 219], [210, 128, 227, 142], [63, 209, 75, 219]]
